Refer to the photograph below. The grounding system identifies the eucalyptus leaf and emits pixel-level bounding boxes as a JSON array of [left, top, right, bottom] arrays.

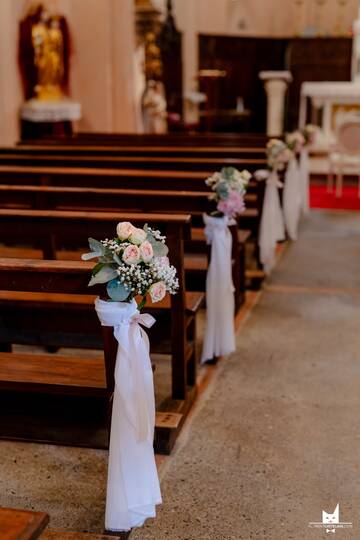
[[88, 266, 118, 286], [222, 166, 236, 179], [113, 253, 123, 266], [107, 279, 130, 301], [92, 262, 105, 276], [88, 237, 105, 255], [81, 251, 102, 261], [217, 181, 229, 199], [152, 241, 169, 257]]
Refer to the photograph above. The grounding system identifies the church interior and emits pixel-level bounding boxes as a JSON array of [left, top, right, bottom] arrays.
[[0, 0, 360, 538]]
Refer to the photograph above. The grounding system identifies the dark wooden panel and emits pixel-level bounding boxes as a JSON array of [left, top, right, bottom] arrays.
[[199, 35, 287, 132], [285, 38, 352, 129], [199, 35, 352, 131]]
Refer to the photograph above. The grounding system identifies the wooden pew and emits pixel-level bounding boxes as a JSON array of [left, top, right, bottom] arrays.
[[0, 507, 49, 540], [20, 131, 269, 148], [0, 152, 267, 172], [0, 186, 247, 308], [0, 165, 263, 232], [0, 212, 201, 454], [1, 144, 266, 160]]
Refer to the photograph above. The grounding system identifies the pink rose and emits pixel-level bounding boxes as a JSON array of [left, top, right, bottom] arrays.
[[117, 221, 134, 240], [149, 281, 166, 303], [139, 240, 154, 263], [217, 191, 245, 218], [122, 244, 140, 265]]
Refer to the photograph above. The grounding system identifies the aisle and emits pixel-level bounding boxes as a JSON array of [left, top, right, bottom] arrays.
[[132, 210, 360, 540]]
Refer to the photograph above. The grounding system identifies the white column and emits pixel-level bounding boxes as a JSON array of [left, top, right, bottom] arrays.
[[174, 0, 199, 124], [259, 71, 292, 137]]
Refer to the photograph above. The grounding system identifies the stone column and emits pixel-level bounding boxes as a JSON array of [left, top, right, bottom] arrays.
[[259, 71, 292, 137]]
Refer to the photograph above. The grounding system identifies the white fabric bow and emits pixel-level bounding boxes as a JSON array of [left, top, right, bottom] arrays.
[[201, 214, 235, 363], [283, 157, 301, 241], [258, 170, 285, 274], [95, 298, 161, 532]]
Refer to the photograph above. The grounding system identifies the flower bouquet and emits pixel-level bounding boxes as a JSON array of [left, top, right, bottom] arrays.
[[82, 221, 179, 532], [82, 221, 178, 310], [205, 166, 250, 219], [266, 138, 293, 171], [285, 130, 306, 154], [302, 123, 317, 145]]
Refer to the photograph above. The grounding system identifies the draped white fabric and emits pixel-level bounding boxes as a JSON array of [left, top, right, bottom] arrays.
[[201, 214, 235, 363], [283, 157, 302, 241], [258, 171, 285, 274], [299, 148, 310, 214], [95, 298, 161, 532]]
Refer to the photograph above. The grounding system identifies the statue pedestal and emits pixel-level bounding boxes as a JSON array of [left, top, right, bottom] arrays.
[[20, 98, 82, 140], [259, 71, 292, 137]]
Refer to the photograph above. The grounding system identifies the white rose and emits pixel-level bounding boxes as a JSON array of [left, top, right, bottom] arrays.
[[240, 169, 251, 183], [139, 240, 154, 263], [117, 221, 134, 241], [122, 244, 141, 265], [130, 227, 147, 245], [149, 281, 167, 303]]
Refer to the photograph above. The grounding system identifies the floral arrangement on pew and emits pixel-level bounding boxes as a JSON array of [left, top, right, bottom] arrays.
[[266, 138, 293, 171], [82, 221, 178, 310], [82, 221, 179, 533], [285, 125, 317, 219], [205, 166, 251, 219], [285, 130, 306, 154], [254, 139, 292, 275], [302, 124, 317, 145], [285, 124, 317, 154], [201, 167, 250, 365]]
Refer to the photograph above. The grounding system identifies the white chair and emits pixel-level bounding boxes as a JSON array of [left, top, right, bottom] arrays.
[[327, 121, 360, 198]]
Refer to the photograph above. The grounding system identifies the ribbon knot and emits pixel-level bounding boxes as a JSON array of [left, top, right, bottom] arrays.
[[254, 168, 283, 188], [131, 311, 156, 329]]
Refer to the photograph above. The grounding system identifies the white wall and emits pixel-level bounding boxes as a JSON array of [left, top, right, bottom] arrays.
[[171, 0, 359, 37]]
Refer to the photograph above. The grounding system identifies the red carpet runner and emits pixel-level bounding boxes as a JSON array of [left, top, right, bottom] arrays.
[[310, 185, 360, 211]]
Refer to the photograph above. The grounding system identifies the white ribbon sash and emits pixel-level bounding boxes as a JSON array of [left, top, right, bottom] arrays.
[[95, 298, 162, 532], [258, 170, 285, 274], [283, 157, 301, 241], [201, 214, 236, 363], [299, 148, 310, 214]]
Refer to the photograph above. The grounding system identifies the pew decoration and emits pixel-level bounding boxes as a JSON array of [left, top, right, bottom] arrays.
[[283, 132, 304, 241], [201, 167, 250, 363], [82, 222, 179, 532], [257, 139, 291, 274], [283, 125, 316, 238]]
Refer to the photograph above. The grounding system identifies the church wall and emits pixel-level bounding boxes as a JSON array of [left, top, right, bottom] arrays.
[[162, 0, 360, 123], [0, 0, 138, 144]]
